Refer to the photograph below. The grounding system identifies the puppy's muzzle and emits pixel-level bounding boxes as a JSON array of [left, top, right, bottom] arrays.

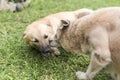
[[41, 45, 51, 53]]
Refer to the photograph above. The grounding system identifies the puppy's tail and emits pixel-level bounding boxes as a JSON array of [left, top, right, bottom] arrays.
[[16, 0, 31, 11], [74, 8, 93, 18]]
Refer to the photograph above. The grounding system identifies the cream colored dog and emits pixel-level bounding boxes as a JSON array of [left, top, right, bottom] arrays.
[[51, 7, 120, 80], [23, 9, 93, 56]]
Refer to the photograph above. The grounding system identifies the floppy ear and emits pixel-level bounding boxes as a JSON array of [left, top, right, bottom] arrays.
[[59, 20, 70, 30]]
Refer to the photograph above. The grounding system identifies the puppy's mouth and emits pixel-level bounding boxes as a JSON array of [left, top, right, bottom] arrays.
[[41, 48, 54, 57], [34, 45, 52, 57]]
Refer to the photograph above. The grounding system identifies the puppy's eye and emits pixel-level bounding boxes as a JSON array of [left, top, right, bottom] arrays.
[[33, 38, 39, 42], [44, 35, 48, 39]]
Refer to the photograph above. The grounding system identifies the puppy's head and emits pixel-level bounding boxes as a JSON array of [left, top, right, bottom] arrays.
[[23, 23, 54, 55], [50, 9, 93, 48], [49, 19, 70, 47]]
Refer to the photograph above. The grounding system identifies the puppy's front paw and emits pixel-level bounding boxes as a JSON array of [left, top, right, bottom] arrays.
[[51, 47, 61, 56], [76, 71, 87, 80], [54, 50, 61, 56]]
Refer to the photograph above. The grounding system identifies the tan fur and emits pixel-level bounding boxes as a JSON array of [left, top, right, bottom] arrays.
[[23, 8, 93, 56], [54, 7, 120, 80]]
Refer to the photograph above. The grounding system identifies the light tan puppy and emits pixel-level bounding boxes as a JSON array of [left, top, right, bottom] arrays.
[[23, 9, 93, 56], [51, 7, 120, 80]]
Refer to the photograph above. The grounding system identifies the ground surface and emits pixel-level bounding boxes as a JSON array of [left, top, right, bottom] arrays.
[[0, 0, 120, 80]]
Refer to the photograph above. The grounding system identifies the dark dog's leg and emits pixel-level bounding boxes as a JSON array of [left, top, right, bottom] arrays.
[[76, 27, 111, 80]]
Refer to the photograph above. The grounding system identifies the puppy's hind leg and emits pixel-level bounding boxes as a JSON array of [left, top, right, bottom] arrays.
[[76, 27, 111, 80]]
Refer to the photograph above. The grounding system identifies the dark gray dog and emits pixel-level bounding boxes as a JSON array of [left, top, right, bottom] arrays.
[[0, 0, 31, 12]]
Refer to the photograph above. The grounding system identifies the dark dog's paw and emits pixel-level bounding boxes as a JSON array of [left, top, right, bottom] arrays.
[[51, 47, 61, 56], [54, 50, 61, 56]]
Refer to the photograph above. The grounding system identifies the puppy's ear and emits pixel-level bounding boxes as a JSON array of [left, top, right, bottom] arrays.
[[59, 20, 70, 30]]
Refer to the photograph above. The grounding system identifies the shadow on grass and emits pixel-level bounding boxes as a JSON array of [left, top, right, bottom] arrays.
[[21, 44, 112, 80]]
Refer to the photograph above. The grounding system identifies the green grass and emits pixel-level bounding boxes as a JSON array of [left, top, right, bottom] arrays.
[[0, 0, 120, 80]]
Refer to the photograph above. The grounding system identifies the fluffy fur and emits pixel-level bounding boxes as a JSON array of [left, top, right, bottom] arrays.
[[52, 7, 120, 80], [23, 9, 93, 56]]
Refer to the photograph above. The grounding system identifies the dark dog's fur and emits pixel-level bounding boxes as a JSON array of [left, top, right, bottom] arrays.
[[0, 0, 31, 12]]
